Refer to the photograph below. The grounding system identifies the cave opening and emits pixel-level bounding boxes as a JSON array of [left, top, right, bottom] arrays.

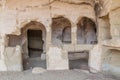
[[68, 51, 89, 70], [27, 30, 43, 58], [77, 17, 97, 44], [52, 17, 71, 45]]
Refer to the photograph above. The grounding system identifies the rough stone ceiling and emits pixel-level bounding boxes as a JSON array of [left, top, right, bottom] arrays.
[[3, 0, 114, 17], [59, 0, 94, 4], [6, 0, 49, 9], [6, 0, 95, 9]]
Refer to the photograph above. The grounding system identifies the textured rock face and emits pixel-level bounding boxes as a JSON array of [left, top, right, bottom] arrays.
[[47, 47, 68, 70], [0, 0, 120, 78], [101, 0, 120, 78], [5, 46, 23, 71]]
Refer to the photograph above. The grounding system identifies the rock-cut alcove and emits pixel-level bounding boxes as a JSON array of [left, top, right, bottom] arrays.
[[77, 17, 97, 44], [52, 17, 71, 45]]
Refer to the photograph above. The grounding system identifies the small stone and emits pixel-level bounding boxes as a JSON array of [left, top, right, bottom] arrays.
[[32, 67, 46, 74]]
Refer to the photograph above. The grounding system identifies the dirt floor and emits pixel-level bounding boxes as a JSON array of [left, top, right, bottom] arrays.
[[0, 69, 118, 80], [27, 57, 88, 70], [1, 57, 117, 80]]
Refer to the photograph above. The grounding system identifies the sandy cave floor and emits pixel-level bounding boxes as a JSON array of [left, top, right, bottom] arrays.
[[0, 57, 117, 80], [0, 69, 118, 80], [0, 57, 118, 80]]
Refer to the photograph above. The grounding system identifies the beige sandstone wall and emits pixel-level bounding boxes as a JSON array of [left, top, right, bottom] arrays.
[[100, 0, 120, 78], [0, 0, 102, 71], [0, 0, 120, 78]]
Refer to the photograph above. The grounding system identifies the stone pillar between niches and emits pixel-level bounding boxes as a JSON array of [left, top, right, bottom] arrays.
[[46, 25, 51, 69], [47, 46, 69, 70], [0, 34, 7, 71], [71, 23, 77, 45], [89, 45, 102, 73], [46, 26, 51, 51]]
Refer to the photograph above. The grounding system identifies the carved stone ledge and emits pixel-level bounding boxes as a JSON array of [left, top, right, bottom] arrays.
[[103, 38, 120, 50]]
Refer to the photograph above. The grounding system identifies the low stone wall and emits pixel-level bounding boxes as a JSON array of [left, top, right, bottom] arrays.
[[0, 46, 23, 71]]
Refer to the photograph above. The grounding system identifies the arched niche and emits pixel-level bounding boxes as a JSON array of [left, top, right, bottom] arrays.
[[7, 21, 46, 58], [77, 17, 97, 44], [51, 16, 71, 45]]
